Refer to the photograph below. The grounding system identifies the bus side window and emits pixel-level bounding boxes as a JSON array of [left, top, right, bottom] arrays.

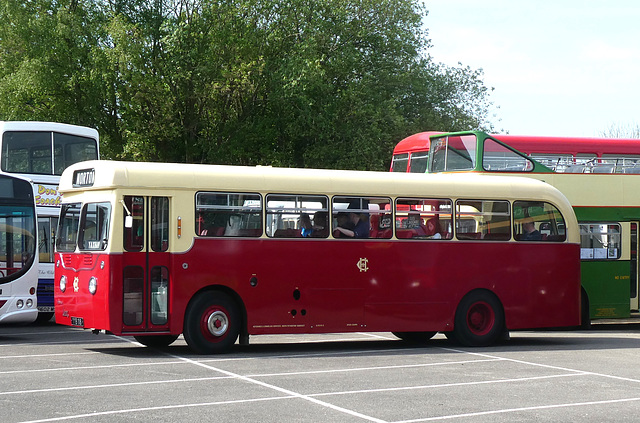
[[265, 194, 328, 238], [455, 200, 510, 241], [331, 196, 390, 239], [395, 198, 452, 240], [513, 201, 567, 242], [195, 192, 262, 237]]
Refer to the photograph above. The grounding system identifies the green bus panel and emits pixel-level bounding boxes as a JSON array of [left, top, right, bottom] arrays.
[[581, 260, 631, 319]]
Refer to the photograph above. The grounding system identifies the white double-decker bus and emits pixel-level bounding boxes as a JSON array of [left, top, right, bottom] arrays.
[[0, 122, 99, 321]]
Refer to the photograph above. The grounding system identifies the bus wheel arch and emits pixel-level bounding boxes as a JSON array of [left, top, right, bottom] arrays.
[[183, 287, 244, 354], [448, 289, 505, 347]]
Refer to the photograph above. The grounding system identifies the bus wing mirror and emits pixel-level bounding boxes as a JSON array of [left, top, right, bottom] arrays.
[[125, 215, 133, 228]]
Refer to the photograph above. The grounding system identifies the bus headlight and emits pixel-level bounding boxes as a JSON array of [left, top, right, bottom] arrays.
[[16, 300, 24, 309], [88, 277, 98, 295], [60, 275, 67, 293], [26, 299, 33, 308]]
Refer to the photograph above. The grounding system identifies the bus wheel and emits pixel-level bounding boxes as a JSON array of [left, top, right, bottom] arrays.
[[183, 291, 240, 354], [34, 312, 54, 324], [134, 334, 179, 348], [392, 332, 436, 343], [450, 291, 504, 347]]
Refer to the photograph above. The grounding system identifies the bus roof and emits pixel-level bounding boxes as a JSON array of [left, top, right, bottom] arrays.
[[493, 134, 640, 157], [393, 131, 640, 157], [59, 160, 575, 211], [0, 121, 99, 140], [392, 132, 441, 155]]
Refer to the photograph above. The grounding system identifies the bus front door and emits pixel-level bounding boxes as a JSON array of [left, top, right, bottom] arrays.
[[122, 195, 171, 333]]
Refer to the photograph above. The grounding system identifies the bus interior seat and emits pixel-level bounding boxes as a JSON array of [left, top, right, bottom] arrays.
[[565, 165, 586, 173], [592, 165, 614, 174]]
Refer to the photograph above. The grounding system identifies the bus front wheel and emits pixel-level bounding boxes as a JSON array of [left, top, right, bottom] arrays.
[[449, 290, 504, 347], [183, 291, 240, 354]]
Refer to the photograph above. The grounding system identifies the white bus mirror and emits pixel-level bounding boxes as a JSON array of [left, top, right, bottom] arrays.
[[125, 215, 133, 228]]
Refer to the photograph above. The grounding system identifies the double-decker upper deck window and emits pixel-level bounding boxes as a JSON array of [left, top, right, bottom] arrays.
[[429, 134, 477, 172], [395, 198, 452, 240], [482, 138, 534, 172], [513, 201, 566, 242], [579, 223, 621, 259], [332, 196, 391, 239], [409, 151, 429, 173], [456, 200, 510, 241], [56, 203, 82, 252], [266, 194, 329, 238], [390, 153, 409, 172], [196, 192, 262, 237], [2, 131, 97, 175], [53, 133, 98, 175]]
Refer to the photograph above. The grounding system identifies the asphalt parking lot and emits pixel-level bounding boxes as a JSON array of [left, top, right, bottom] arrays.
[[1, 322, 640, 422]]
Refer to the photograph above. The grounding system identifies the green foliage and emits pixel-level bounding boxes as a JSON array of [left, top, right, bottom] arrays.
[[0, 0, 497, 170]]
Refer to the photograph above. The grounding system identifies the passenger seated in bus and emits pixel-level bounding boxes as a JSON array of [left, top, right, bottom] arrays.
[[332, 212, 352, 238], [521, 220, 542, 241], [334, 212, 369, 238], [425, 218, 442, 239], [311, 211, 329, 238], [300, 213, 313, 237]]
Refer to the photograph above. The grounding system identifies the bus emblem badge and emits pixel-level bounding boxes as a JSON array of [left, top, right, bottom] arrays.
[[357, 258, 369, 272], [73, 277, 79, 293]]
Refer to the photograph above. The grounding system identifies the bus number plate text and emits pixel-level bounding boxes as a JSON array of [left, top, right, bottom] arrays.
[[71, 317, 84, 327]]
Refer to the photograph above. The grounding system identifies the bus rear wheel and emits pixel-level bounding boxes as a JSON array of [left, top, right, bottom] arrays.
[[449, 290, 504, 347], [134, 334, 179, 348], [183, 291, 240, 354], [392, 331, 437, 343]]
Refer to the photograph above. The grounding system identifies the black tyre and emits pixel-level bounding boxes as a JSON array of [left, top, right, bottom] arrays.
[[34, 312, 54, 324], [133, 334, 179, 348], [392, 331, 437, 343], [183, 291, 241, 354], [450, 290, 504, 347]]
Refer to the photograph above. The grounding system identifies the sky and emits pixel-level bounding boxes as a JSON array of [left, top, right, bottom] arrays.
[[424, 1, 640, 137]]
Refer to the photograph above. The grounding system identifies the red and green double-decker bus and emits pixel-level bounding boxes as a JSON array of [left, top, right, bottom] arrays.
[[392, 130, 640, 324]]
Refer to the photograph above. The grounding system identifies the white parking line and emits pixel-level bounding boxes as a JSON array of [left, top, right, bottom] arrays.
[[9, 331, 640, 422], [392, 397, 640, 422]]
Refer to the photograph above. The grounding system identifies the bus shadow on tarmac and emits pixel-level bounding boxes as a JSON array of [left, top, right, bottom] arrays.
[[84, 325, 640, 359]]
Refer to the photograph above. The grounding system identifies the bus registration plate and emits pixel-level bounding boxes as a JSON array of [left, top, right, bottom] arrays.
[[71, 317, 84, 327]]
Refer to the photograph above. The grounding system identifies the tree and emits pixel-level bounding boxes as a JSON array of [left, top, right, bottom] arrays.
[[0, 0, 497, 170], [600, 122, 640, 139]]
